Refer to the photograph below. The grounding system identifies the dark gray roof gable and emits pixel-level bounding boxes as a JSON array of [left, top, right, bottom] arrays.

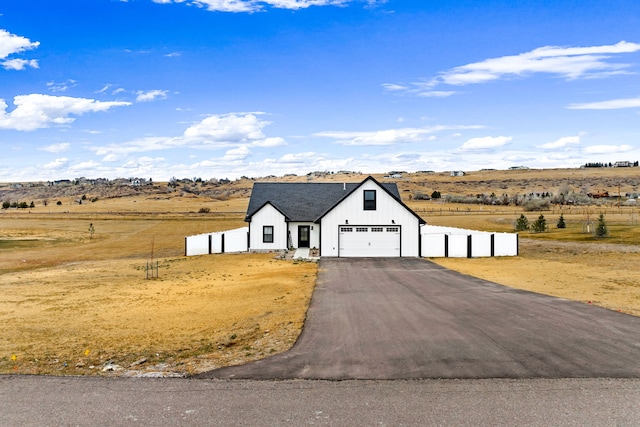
[[245, 176, 425, 224]]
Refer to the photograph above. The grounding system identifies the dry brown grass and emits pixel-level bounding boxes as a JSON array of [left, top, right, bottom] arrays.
[[0, 253, 316, 376], [1, 196, 316, 376]]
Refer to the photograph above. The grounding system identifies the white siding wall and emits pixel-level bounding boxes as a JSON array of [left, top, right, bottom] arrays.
[[185, 233, 210, 256], [288, 222, 320, 249], [185, 227, 248, 256], [224, 228, 249, 253], [471, 234, 492, 257], [421, 233, 446, 257], [494, 233, 518, 256], [249, 204, 287, 250], [447, 235, 469, 258], [420, 226, 518, 258], [320, 180, 421, 257]]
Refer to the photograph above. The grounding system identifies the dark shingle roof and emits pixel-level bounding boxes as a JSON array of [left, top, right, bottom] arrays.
[[245, 179, 401, 222]]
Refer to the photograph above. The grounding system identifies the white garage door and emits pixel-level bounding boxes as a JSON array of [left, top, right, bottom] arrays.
[[339, 226, 400, 257]]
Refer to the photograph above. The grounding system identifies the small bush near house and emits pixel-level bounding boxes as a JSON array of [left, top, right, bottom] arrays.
[[56, 201, 62, 206], [515, 214, 529, 231], [431, 190, 441, 199]]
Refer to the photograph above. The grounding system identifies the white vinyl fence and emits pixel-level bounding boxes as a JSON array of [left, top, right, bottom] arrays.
[[420, 225, 518, 258], [185, 227, 248, 256]]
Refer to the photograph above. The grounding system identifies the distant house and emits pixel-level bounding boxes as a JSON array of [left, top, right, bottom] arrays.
[[614, 161, 632, 167], [245, 176, 425, 257], [450, 171, 465, 177]]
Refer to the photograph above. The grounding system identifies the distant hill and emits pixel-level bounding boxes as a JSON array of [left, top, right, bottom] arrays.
[[2, 167, 640, 206]]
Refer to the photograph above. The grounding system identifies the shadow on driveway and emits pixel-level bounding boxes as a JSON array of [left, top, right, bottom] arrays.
[[197, 258, 640, 380]]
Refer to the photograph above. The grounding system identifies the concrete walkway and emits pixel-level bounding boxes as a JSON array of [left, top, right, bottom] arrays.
[[199, 258, 640, 380], [292, 247, 319, 260]]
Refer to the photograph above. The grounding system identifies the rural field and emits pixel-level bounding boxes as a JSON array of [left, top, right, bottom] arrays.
[[1, 167, 639, 376]]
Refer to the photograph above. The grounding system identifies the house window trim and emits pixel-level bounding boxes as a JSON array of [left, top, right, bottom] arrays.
[[363, 190, 377, 211], [263, 225, 274, 243]]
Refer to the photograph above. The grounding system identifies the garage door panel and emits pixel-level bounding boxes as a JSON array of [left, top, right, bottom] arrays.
[[339, 226, 400, 257]]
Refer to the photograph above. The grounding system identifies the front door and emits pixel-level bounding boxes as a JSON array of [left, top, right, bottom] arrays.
[[298, 225, 310, 248]]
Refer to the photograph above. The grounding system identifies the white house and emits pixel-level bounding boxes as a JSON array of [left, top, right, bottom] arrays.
[[245, 176, 426, 257]]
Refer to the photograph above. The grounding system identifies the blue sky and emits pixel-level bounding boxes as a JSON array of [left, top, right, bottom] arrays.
[[1, 0, 640, 181]]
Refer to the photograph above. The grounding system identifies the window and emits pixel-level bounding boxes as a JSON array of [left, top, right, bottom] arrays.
[[356, 227, 368, 232], [364, 190, 376, 210], [386, 227, 399, 232], [371, 227, 383, 232], [340, 227, 353, 232], [263, 226, 274, 243]]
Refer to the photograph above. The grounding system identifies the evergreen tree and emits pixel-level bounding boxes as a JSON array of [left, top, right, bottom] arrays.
[[532, 214, 547, 233], [431, 190, 441, 199], [595, 213, 608, 238], [557, 214, 566, 229], [515, 214, 529, 231]]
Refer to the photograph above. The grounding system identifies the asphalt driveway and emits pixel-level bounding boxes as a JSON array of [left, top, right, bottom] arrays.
[[198, 258, 640, 380]]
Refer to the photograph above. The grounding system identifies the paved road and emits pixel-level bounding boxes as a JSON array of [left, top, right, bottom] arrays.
[[3, 376, 640, 426], [199, 258, 640, 380]]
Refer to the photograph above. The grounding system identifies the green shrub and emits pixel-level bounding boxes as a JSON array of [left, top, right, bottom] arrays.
[[515, 214, 529, 231], [595, 213, 608, 238], [557, 214, 566, 228], [531, 214, 547, 233]]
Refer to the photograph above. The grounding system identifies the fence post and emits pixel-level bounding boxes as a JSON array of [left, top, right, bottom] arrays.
[[444, 234, 449, 257], [490, 233, 495, 257]]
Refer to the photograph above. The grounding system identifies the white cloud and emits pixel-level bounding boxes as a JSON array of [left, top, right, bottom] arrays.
[[42, 158, 69, 170], [40, 142, 71, 153], [2, 58, 39, 70], [0, 29, 40, 71], [388, 41, 640, 96], [538, 136, 580, 150], [252, 136, 286, 147], [135, 89, 169, 102], [568, 97, 640, 110], [155, 0, 367, 13], [381, 83, 407, 92], [183, 112, 270, 145], [440, 41, 640, 86], [460, 136, 512, 151], [223, 145, 251, 161], [316, 125, 482, 146], [416, 90, 456, 98], [584, 144, 634, 154], [382, 82, 456, 98], [0, 94, 131, 131], [91, 112, 284, 157], [278, 152, 323, 164], [47, 80, 77, 93], [69, 161, 102, 172]]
